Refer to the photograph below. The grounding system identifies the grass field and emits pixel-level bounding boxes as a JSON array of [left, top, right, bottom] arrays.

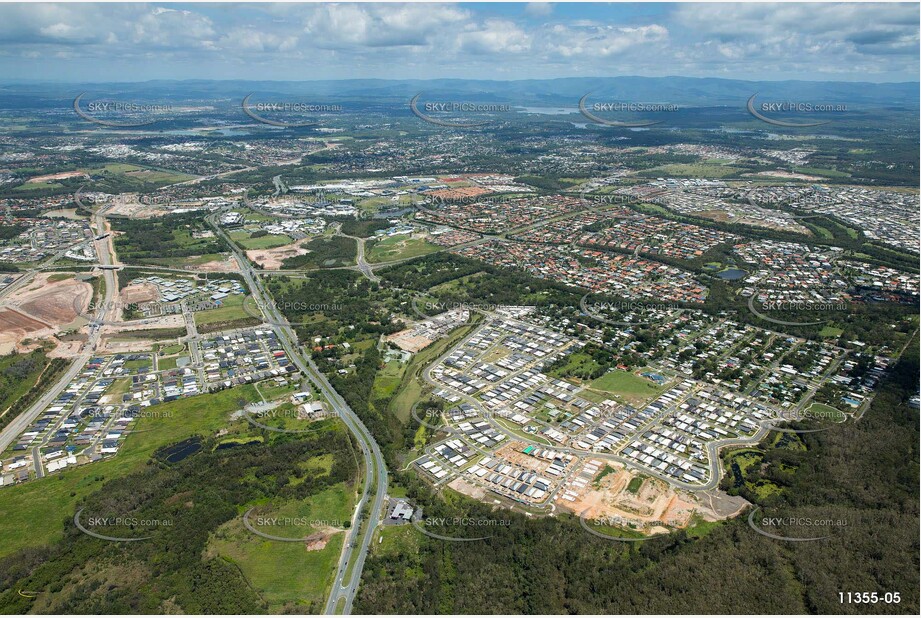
[[14, 163, 194, 193], [255, 379, 299, 402], [158, 343, 185, 355], [232, 232, 293, 251], [818, 325, 844, 338], [806, 402, 845, 422], [547, 352, 604, 380], [387, 316, 480, 423], [194, 295, 259, 329], [0, 384, 260, 558], [371, 524, 420, 559], [156, 355, 181, 371], [586, 370, 667, 406], [639, 163, 744, 178], [793, 166, 851, 179], [0, 350, 52, 419], [371, 360, 406, 401], [494, 417, 552, 446], [104, 377, 133, 398], [626, 476, 645, 494], [366, 235, 440, 263], [207, 520, 344, 612]]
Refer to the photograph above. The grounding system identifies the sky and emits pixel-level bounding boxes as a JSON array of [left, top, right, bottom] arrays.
[[0, 2, 917, 83]]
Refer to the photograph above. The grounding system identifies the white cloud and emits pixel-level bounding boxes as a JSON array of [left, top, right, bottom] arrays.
[[0, 2, 914, 81], [525, 3, 554, 18]]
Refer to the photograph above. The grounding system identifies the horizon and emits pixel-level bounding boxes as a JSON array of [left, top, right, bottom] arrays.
[[1, 75, 920, 86], [0, 2, 917, 82]]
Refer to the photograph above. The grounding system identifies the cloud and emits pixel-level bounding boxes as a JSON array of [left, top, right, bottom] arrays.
[[544, 23, 668, 58], [525, 3, 554, 18], [0, 2, 914, 81], [457, 20, 532, 55], [303, 3, 469, 48]]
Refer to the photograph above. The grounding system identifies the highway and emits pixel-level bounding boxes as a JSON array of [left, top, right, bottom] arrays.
[[208, 212, 388, 615]]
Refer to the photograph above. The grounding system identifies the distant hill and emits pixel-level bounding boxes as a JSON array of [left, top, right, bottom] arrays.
[[0, 76, 917, 109]]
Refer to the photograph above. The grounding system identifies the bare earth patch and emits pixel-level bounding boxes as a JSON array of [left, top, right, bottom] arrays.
[[120, 282, 159, 304], [194, 254, 241, 272], [245, 241, 307, 270], [0, 273, 92, 352]]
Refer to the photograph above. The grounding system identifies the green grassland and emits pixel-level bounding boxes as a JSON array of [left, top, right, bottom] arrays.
[[11, 163, 194, 194], [626, 476, 645, 493], [194, 295, 261, 331], [585, 370, 667, 406], [547, 351, 604, 380], [372, 360, 407, 401], [0, 350, 53, 419], [366, 235, 440, 263], [387, 316, 481, 424], [370, 524, 420, 560], [157, 355, 182, 371], [279, 236, 356, 270], [158, 343, 185, 355], [638, 162, 744, 178], [207, 524, 344, 612], [231, 231, 293, 250], [255, 378, 299, 402], [0, 384, 261, 558], [806, 402, 846, 423]]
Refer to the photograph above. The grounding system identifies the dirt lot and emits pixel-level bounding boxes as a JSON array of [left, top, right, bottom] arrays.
[[245, 242, 307, 270], [98, 336, 165, 354], [107, 194, 172, 218], [15, 274, 92, 325], [0, 273, 93, 353], [495, 441, 556, 473], [120, 282, 159, 304], [194, 253, 241, 272], [448, 476, 488, 501], [0, 309, 50, 354], [385, 331, 433, 353], [558, 460, 702, 534]]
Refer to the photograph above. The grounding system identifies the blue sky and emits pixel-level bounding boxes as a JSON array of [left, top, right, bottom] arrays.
[[0, 2, 917, 82]]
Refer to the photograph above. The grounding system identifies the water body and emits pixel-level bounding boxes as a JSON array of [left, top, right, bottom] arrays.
[[516, 106, 578, 115], [158, 437, 202, 463], [717, 268, 748, 281], [215, 439, 261, 451], [160, 128, 252, 137]]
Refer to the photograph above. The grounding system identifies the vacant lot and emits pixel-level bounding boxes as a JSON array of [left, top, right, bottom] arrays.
[[586, 370, 666, 405], [366, 235, 440, 263]]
